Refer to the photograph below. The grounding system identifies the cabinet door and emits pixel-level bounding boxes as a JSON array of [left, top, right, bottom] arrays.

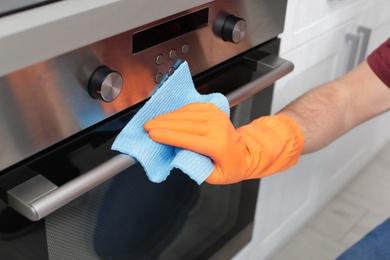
[[314, 119, 376, 207], [247, 23, 354, 260], [314, 0, 390, 207], [357, 0, 390, 57], [281, 0, 376, 54]]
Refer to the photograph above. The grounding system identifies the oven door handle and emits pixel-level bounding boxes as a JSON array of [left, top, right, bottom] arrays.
[[228, 53, 293, 107], [7, 54, 293, 221], [8, 155, 136, 221]]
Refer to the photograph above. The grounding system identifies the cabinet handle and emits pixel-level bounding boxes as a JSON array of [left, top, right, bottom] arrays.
[[357, 26, 372, 64], [346, 33, 359, 71]]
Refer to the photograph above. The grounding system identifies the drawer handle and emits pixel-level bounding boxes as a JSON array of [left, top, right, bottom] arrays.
[[346, 33, 359, 71], [357, 26, 372, 64]]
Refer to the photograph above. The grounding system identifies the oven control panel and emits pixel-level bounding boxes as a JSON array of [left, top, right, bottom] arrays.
[[87, 7, 250, 103], [85, 1, 286, 103]]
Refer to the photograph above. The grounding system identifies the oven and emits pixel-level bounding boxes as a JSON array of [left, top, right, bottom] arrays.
[[0, 1, 291, 259]]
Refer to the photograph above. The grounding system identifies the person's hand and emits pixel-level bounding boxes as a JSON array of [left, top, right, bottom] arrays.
[[144, 103, 304, 184]]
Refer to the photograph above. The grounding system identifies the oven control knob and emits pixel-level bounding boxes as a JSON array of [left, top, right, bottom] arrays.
[[219, 15, 246, 43], [88, 66, 123, 102]]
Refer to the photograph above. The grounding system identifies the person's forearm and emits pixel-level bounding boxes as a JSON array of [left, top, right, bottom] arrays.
[[279, 81, 346, 153], [279, 61, 390, 154]]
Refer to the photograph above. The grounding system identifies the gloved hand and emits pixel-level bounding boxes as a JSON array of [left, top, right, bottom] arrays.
[[144, 102, 304, 184]]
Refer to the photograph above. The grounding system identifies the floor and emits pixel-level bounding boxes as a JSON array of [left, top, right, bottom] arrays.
[[271, 143, 390, 260]]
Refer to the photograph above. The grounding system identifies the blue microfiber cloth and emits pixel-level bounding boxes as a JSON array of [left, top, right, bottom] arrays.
[[111, 61, 230, 184]]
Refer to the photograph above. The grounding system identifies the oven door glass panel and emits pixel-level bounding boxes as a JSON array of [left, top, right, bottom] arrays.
[[44, 164, 259, 260], [40, 95, 263, 259], [0, 199, 48, 259], [0, 99, 261, 260]]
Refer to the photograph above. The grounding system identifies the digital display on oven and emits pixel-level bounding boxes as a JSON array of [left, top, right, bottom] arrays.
[[132, 8, 209, 54]]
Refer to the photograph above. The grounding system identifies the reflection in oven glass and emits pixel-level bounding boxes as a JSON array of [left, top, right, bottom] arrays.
[[44, 163, 242, 259]]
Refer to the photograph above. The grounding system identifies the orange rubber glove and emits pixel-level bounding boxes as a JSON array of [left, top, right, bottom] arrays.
[[144, 102, 304, 184]]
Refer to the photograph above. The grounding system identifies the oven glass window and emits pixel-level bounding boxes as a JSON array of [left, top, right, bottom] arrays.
[[44, 164, 258, 260], [0, 101, 260, 260]]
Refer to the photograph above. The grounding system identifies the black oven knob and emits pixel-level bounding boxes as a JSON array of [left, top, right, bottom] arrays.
[[219, 15, 246, 44], [88, 66, 123, 102]]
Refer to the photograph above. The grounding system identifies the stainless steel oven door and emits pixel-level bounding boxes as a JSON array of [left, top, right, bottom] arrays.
[[0, 39, 293, 260]]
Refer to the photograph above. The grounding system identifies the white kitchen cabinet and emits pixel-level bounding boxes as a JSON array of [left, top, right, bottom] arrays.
[[241, 1, 390, 259], [315, 0, 390, 207], [280, 0, 376, 54], [356, 0, 390, 56]]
